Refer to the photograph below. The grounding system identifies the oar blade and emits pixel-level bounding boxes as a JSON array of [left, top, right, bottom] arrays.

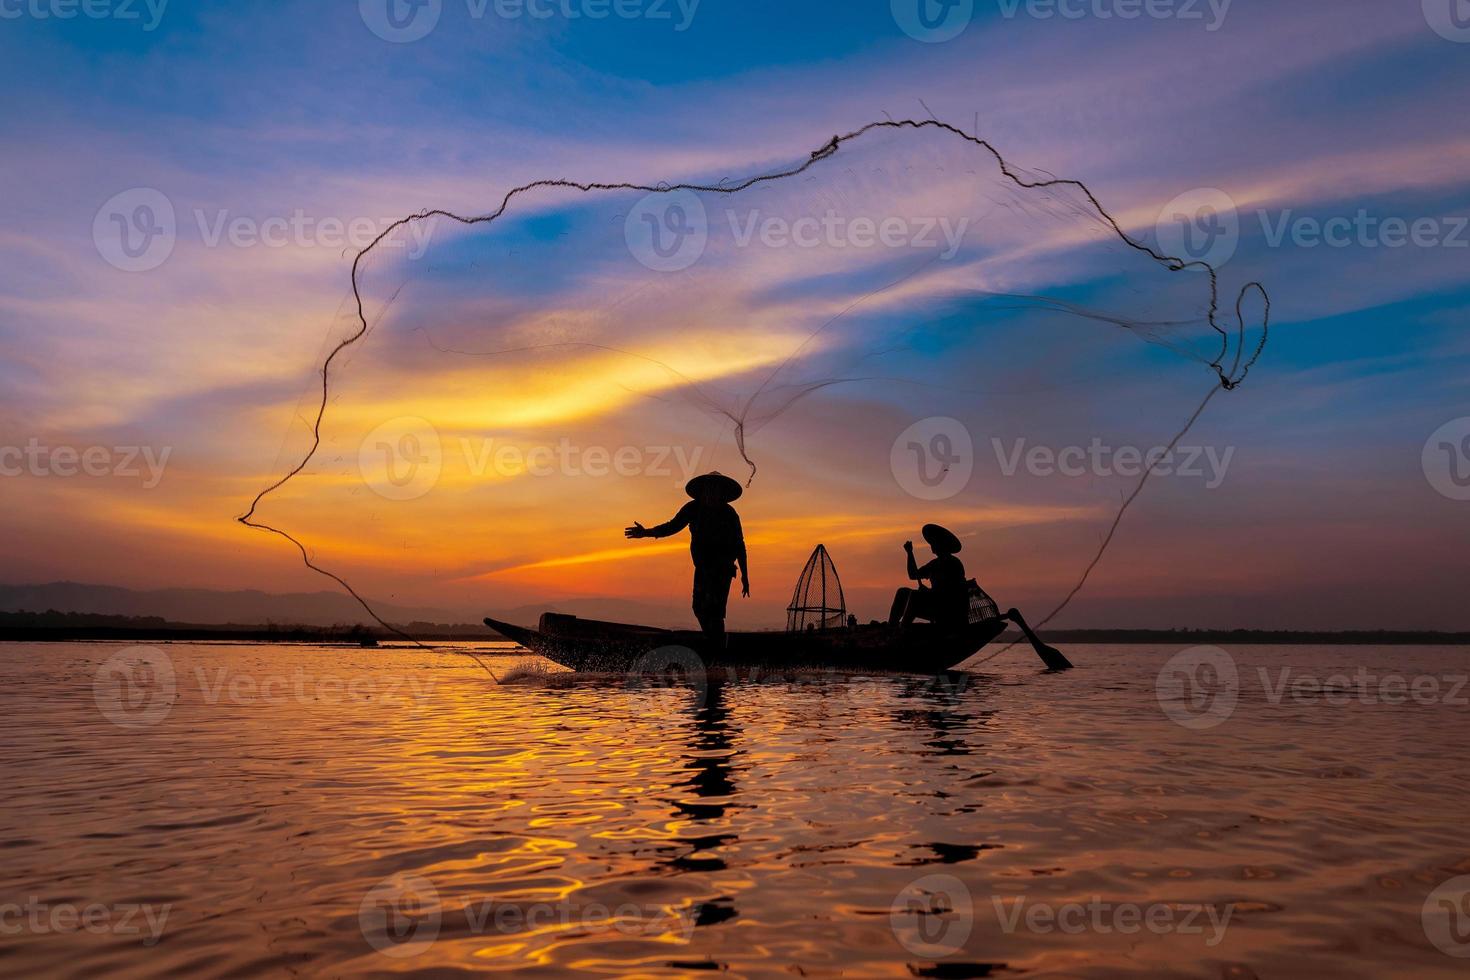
[[1036, 643, 1073, 671]]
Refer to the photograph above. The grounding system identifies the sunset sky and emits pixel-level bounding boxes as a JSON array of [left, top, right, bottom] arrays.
[[2, 0, 1468, 629]]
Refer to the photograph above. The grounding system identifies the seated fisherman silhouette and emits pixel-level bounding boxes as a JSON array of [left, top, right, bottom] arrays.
[[888, 523, 968, 629], [884, 523, 1075, 669], [625, 472, 749, 650]]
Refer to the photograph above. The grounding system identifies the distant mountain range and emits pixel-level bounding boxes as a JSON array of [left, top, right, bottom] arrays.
[[0, 581, 686, 629]]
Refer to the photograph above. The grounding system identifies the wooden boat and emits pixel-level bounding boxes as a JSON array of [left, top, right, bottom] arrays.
[[483, 612, 1012, 674]]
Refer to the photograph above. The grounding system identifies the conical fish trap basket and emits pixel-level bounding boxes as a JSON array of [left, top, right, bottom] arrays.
[[786, 544, 847, 632]]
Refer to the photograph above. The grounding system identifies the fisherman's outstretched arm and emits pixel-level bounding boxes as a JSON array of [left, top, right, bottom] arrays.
[[625, 502, 694, 539]]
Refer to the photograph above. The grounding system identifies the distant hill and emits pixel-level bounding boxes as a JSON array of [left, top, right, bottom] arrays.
[[0, 582, 690, 630], [0, 582, 456, 627]]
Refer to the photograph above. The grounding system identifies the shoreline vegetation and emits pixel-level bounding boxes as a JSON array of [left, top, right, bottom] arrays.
[[2, 611, 1468, 646]]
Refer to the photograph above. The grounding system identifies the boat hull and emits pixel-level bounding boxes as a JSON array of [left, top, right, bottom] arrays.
[[484, 612, 1008, 674]]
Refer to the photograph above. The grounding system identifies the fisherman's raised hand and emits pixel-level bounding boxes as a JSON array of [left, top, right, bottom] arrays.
[[624, 522, 647, 539], [903, 540, 914, 553]]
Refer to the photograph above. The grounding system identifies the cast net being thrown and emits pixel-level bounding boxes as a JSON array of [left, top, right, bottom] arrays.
[[238, 119, 1269, 639]]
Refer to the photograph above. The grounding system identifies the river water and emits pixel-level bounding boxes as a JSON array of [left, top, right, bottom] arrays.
[[1, 641, 1468, 977]]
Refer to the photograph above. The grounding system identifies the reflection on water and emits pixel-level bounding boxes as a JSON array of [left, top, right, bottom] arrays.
[[1, 642, 1469, 977]]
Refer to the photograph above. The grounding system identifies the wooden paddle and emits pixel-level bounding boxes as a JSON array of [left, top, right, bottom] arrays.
[[1006, 607, 1074, 670]]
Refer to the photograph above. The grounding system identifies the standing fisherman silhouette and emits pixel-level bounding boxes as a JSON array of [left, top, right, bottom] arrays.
[[625, 472, 749, 651], [889, 523, 968, 628]]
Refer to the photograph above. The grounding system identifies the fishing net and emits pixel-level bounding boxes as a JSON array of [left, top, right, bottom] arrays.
[[966, 581, 1001, 625], [241, 119, 1268, 636], [787, 545, 846, 632]]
